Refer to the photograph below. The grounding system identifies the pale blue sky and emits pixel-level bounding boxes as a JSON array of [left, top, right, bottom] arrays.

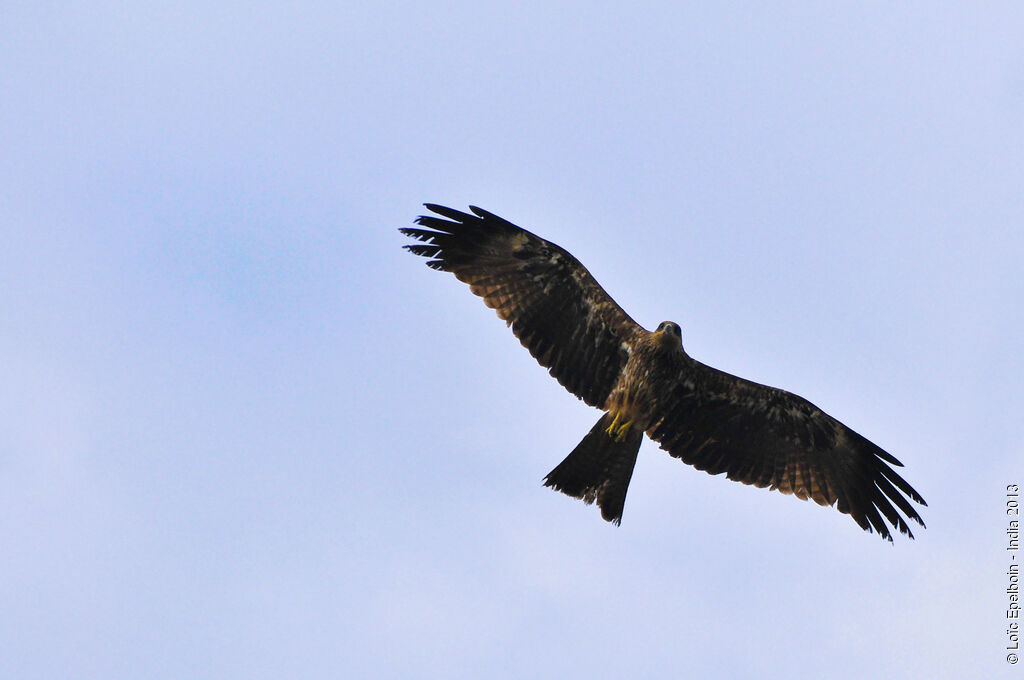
[[2, 2, 1023, 678]]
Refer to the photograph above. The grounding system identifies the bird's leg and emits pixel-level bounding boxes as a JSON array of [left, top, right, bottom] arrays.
[[605, 412, 622, 437], [605, 409, 634, 441]]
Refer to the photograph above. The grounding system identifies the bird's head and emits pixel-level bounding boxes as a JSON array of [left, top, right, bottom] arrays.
[[655, 321, 683, 347]]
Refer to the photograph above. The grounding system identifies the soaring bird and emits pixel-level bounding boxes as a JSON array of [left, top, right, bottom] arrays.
[[401, 204, 926, 541]]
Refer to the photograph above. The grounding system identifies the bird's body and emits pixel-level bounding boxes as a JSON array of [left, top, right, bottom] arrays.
[[544, 323, 687, 524], [401, 204, 926, 540], [604, 325, 685, 442]]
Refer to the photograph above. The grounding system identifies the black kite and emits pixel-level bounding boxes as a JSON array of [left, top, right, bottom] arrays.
[[401, 204, 926, 541]]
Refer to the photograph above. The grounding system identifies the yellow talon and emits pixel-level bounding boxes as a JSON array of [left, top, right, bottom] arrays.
[[605, 412, 621, 436], [614, 419, 633, 442]]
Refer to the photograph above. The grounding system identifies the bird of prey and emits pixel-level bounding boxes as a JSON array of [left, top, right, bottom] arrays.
[[401, 204, 926, 541]]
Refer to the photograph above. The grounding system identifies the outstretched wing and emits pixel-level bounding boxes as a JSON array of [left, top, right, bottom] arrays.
[[401, 204, 644, 407], [646, 361, 927, 541]]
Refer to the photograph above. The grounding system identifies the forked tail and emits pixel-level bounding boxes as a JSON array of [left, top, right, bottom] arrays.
[[543, 412, 644, 525]]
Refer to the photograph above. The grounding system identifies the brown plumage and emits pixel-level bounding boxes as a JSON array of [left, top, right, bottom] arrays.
[[401, 204, 927, 540]]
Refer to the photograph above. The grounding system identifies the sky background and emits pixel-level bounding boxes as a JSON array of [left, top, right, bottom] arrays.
[[2, 2, 1023, 678]]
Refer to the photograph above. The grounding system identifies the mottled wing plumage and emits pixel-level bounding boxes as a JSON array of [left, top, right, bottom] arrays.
[[645, 361, 927, 541], [401, 204, 644, 407]]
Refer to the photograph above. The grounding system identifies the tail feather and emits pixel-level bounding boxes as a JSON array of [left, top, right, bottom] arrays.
[[543, 413, 644, 525]]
